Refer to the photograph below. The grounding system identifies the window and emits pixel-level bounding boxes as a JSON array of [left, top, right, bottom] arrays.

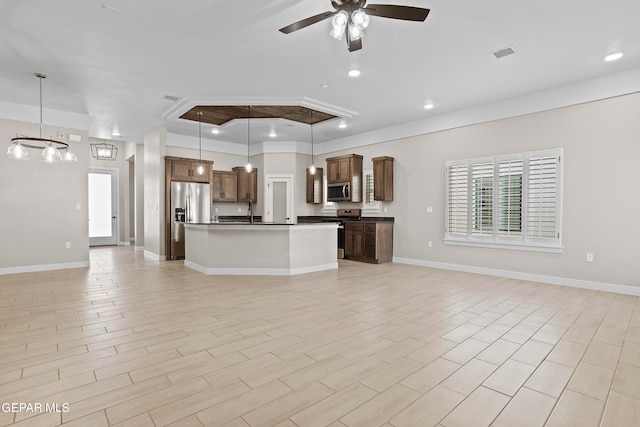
[[445, 149, 562, 252], [363, 169, 381, 214]]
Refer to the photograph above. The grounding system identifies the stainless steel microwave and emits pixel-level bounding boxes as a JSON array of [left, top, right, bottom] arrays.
[[327, 182, 350, 201]]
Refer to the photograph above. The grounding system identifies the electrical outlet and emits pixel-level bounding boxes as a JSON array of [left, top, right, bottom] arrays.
[[426, 207, 433, 213], [586, 253, 594, 262], [238, 207, 242, 213], [65, 242, 71, 249], [428, 241, 433, 248]]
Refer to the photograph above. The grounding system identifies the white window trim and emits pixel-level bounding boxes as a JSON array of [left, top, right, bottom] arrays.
[[444, 148, 563, 253]]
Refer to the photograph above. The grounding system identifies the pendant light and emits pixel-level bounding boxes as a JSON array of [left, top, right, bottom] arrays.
[[196, 111, 205, 175], [7, 73, 78, 163], [245, 106, 252, 173], [309, 110, 316, 175]]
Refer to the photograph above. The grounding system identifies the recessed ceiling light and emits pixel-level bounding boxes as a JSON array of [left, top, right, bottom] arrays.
[[320, 83, 329, 88], [348, 69, 361, 77], [269, 131, 277, 138], [339, 122, 347, 129], [211, 128, 220, 135], [112, 131, 121, 137], [423, 103, 434, 110], [604, 52, 623, 62]]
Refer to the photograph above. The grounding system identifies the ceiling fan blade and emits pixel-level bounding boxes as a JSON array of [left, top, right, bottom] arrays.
[[279, 11, 336, 34], [363, 4, 430, 21]]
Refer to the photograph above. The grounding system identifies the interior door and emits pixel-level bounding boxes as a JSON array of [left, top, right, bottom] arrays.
[[89, 169, 118, 246], [264, 175, 293, 224]]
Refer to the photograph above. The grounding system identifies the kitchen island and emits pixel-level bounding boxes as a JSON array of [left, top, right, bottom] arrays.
[[184, 223, 338, 275]]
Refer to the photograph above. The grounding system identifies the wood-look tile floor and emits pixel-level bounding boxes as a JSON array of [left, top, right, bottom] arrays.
[[1, 246, 639, 426]]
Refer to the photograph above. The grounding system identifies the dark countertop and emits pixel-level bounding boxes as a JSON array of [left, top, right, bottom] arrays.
[[297, 215, 395, 223]]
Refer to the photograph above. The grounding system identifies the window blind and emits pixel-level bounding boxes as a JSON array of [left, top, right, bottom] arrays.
[[445, 149, 562, 251]]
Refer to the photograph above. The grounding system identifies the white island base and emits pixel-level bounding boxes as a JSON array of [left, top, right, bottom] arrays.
[[184, 223, 338, 276]]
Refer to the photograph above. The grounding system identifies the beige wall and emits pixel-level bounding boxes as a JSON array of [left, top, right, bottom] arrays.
[[0, 117, 89, 271], [311, 93, 640, 288], [143, 127, 166, 257]]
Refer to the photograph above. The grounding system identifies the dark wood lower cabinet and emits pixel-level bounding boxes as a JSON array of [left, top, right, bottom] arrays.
[[345, 222, 393, 263]]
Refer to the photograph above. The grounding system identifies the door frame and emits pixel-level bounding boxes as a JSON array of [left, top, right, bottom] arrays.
[[88, 168, 119, 246], [264, 174, 294, 224]]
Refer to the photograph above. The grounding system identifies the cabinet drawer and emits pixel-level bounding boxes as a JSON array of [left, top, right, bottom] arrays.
[[345, 222, 364, 231], [365, 223, 377, 232]]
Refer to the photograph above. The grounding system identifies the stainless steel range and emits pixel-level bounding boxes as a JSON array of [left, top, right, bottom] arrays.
[[323, 208, 361, 259]]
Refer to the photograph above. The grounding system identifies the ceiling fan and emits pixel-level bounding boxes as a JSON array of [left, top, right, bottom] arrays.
[[279, 0, 430, 52]]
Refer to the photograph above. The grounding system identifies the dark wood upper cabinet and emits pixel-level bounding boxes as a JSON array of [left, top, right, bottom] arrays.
[[211, 171, 238, 202], [167, 156, 212, 182], [306, 167, 323, 204], [372, 156, 394, 201], [326, 154, 363, 202], [232, 167, 258, 203]]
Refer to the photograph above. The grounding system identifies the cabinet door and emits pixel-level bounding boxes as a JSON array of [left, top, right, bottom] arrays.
[[171, 160, 193, 180], [373, 157, 393, 201], [327, 159, 340, 183], [211, 173, 224, 201], [306, 168, 323, 204], [222, 174, 238, 202], [364, 223, 377, 259], [191, 162, 211, 182], [345, 223, 364, 258], [338, 158, 350, 182], [234, 168, 257, 203]]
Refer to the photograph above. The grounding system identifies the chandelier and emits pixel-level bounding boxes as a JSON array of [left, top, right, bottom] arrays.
[[90, 141, 118, 161], [6, 73, 77, 163]]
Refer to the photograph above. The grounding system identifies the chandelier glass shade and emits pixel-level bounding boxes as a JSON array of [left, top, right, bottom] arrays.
[[6, 73, 78, 163]]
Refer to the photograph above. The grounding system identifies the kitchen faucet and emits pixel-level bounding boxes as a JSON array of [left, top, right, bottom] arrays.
[[248, 199, 254, 224]]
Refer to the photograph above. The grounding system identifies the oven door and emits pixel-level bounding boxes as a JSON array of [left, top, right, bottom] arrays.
[[327, 182, 350, 201]]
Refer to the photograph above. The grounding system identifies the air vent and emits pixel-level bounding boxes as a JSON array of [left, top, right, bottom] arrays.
[[164, 95, 180, 102], [491, 46, 516, 59]]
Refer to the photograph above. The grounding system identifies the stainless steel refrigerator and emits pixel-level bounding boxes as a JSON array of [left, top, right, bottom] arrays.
[[170, 181, 211, 260]]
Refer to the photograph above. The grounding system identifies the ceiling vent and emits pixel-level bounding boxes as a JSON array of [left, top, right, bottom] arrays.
[[164, 95, 180, 102], [491, 46, 516, 59]]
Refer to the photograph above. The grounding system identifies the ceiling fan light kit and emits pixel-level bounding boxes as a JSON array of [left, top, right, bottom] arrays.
[[280, 0, 430, 52]]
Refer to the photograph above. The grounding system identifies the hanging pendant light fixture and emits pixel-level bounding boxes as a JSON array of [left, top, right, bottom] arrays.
[[245, 106, 252, 173], [90, 140, 118, 160], [196, 111, 205, 175], [7, 73, 78, 163], [309, 110, 316, 175]]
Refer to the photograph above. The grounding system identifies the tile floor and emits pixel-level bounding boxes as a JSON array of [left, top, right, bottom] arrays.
[[1, 246, 639, 426]]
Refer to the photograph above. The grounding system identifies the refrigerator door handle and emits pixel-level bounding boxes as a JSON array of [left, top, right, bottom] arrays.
[[185, 185, 191, 223]]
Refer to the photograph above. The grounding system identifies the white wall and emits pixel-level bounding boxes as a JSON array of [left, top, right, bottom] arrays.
[[0, 117, 89, 272], [143, 127, 166, 258], [310, 93, 640, 288]]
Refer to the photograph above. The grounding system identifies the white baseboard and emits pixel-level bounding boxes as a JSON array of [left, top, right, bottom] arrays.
[[393, 257, 640, 296], [0, 260, 90, 276], [184, 260, 338, 276], [143, 250, 163, 261]]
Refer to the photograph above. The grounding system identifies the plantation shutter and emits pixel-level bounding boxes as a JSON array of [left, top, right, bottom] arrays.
[[472, 162, 493, 236], [447, 164, 469, 236], [527, 154, 559, 240], [498, 160, 523, 236]]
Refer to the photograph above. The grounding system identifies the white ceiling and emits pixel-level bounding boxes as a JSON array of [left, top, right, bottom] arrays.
[[1, 0, 639, 150]]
